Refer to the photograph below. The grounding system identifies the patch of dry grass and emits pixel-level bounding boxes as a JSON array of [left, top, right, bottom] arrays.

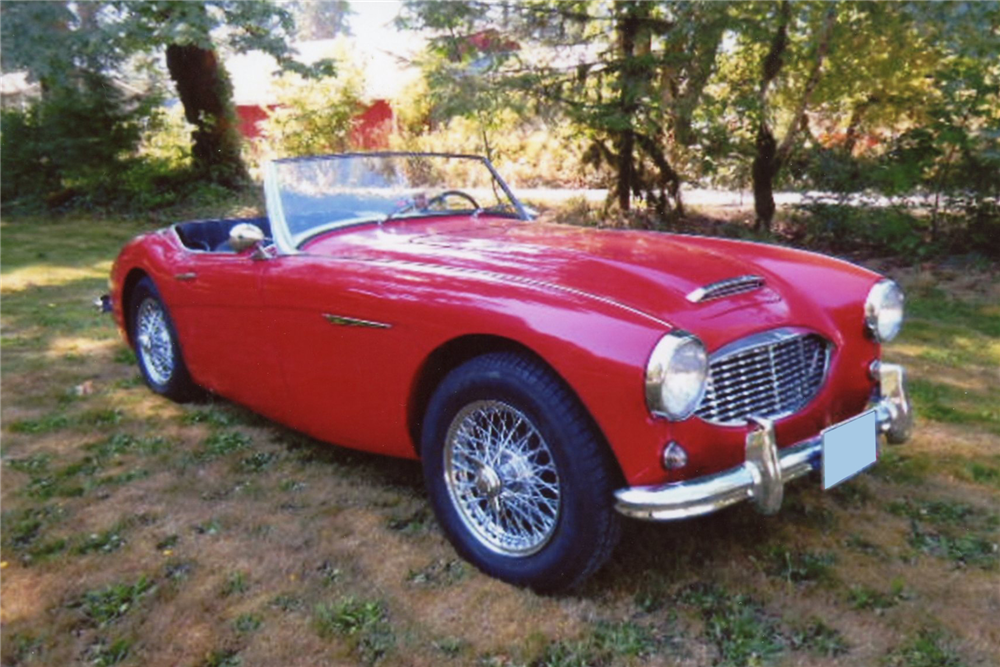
[[2, 216, 998, 666]]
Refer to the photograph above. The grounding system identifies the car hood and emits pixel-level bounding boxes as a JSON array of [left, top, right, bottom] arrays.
[[304, 217, 880, 349]]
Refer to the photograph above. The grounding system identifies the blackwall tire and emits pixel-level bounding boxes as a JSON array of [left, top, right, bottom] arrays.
[[129, 277, 200, 402], [421, 352, 621, 593]]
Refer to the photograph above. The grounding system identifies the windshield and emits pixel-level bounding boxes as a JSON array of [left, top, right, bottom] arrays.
[[266, 153, 528, 250]]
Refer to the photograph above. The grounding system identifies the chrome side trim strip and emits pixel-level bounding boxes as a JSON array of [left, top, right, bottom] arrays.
[[322, 313, 392, 329]]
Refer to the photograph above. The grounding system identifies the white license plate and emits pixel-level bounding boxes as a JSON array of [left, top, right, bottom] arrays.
[[822, 410, 877, 490]]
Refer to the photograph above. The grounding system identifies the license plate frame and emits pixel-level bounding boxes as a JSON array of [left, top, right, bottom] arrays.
[[822, 409, 877, 490]]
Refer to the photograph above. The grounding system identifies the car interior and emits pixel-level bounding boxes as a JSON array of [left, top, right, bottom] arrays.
[[174, 217, 272, 253]]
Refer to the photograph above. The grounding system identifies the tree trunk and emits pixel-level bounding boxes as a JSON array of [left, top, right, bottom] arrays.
[[613, 3, 644, 213], [752, 126, 778, 228], [752, 3, 835, 232], [165, 43, 247, 188]]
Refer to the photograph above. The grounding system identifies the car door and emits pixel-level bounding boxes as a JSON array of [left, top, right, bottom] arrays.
[[166, 249, 285, 415], [259, 253, 419, 458]]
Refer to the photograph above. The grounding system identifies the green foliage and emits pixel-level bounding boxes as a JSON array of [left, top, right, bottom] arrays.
[[314, 597, 395, 664], [81, 576, 156, 627], [221, 571, 249, 597], [88, 637, 133, 666], [257, 67, 365, 158], [680, 584, 786, 667], [884, 629, 965, 667], [0, 75, 157, 210], [202, 649, 242, 667], [763, 548, 836, 584], [0, 0, 340, 210], [848, 579, 909, 612], [533, 620, 658, 666], [405, 559, 467, 587], [199, 432, 252, 460], [233, 613, 263, 634], [787, 618, 850, 657]]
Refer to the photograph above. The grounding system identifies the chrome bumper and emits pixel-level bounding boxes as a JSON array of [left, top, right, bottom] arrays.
[[615, 363, 913, 521]]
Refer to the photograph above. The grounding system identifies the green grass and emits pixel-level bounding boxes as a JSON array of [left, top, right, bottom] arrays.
[[532, 619, 660, 666], [199, 431, 252, 460], [2, 216, 998, 667], [233, 612, 263, 634], [896, 287, 1000, 437], [221, 571, 249, 597], [847, 579, 909, 611], [679, 584, 785, 666], [761, 547, 836, 584], [787, 618, 850, 657], [314, 597, 395, 664], [884, 629, 966, 667], [87, 637, 133, 666], [80, 576, 156, 627]]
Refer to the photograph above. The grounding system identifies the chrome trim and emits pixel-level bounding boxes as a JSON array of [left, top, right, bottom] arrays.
[[615, 365, 913, 521], [174, 272, 197, 282], [443, 400, 561, 556], [745, 416, 783, 514], [322, 313, 392, 329], [264, 160, 296, 256], [645, 330, 709, 420], [695, 327, 831, 426], [263, 153, 533, 257], [874, 362, 913, 444], [864, 279, 905, 342], [686, 275, 765, 303]]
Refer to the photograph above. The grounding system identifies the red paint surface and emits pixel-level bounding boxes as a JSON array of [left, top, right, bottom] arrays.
[[111, 215, 883, 488]]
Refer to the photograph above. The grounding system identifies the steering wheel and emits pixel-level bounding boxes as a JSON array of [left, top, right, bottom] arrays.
[[426, 190, 480, 211]]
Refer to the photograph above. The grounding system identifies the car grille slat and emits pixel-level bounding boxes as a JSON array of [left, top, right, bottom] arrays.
[[696, 331, 830, 426]]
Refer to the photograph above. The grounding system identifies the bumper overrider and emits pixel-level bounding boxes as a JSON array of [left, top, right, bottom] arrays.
[[615, 363, 913, 521]]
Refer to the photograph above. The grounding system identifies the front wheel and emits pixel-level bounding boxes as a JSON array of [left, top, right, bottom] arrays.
[[421, 352, 621, 592], [129, 277, 200, 402]]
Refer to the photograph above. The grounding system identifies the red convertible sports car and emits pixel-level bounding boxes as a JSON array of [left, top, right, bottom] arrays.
[[104, 152, 913, 592]]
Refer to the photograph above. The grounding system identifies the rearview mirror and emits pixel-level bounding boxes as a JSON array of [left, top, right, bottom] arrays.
[[229, 223, 265, 253]]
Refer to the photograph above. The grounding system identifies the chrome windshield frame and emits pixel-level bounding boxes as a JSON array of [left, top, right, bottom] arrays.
[[263, 152, 532, 256]]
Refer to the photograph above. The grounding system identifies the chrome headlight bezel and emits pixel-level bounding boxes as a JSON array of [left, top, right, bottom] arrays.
[[645, 331, 709, 420], [864, 279, 905, 343]]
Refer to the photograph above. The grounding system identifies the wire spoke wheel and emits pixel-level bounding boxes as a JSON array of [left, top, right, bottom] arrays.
[[444, 400, 561, 556], [136, 297, 175, 386]]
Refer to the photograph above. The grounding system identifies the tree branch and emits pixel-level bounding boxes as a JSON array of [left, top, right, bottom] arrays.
[[776, 6, 837, 164]]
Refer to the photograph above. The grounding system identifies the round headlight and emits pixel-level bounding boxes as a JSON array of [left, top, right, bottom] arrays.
[[645, 331, 708, 420], [865, 279, 905, 342]]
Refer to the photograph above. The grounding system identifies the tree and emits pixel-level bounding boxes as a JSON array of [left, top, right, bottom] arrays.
[[118, 1, 336, 186], [2, 1, 338, 191], [289, 0, 352, 40], [0, 2, 154, 205], [740, 1, 836, 231], [401, 1, 728, 220]]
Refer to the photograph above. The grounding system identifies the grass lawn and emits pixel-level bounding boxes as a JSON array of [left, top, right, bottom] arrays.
[[2, 214, 998, 667]]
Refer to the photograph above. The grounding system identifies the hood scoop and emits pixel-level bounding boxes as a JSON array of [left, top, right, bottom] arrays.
[[686, 275, 765, 303]]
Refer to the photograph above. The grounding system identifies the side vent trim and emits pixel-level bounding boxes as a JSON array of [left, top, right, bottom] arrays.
[[687, 275, 765, 303]]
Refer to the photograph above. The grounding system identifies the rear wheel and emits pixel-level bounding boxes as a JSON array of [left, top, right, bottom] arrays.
[[421, 352, 621, 592], [129, 277, 200, 402]]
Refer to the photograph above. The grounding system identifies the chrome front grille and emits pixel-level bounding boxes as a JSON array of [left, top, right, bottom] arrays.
[[696, 329, 830, 426]]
